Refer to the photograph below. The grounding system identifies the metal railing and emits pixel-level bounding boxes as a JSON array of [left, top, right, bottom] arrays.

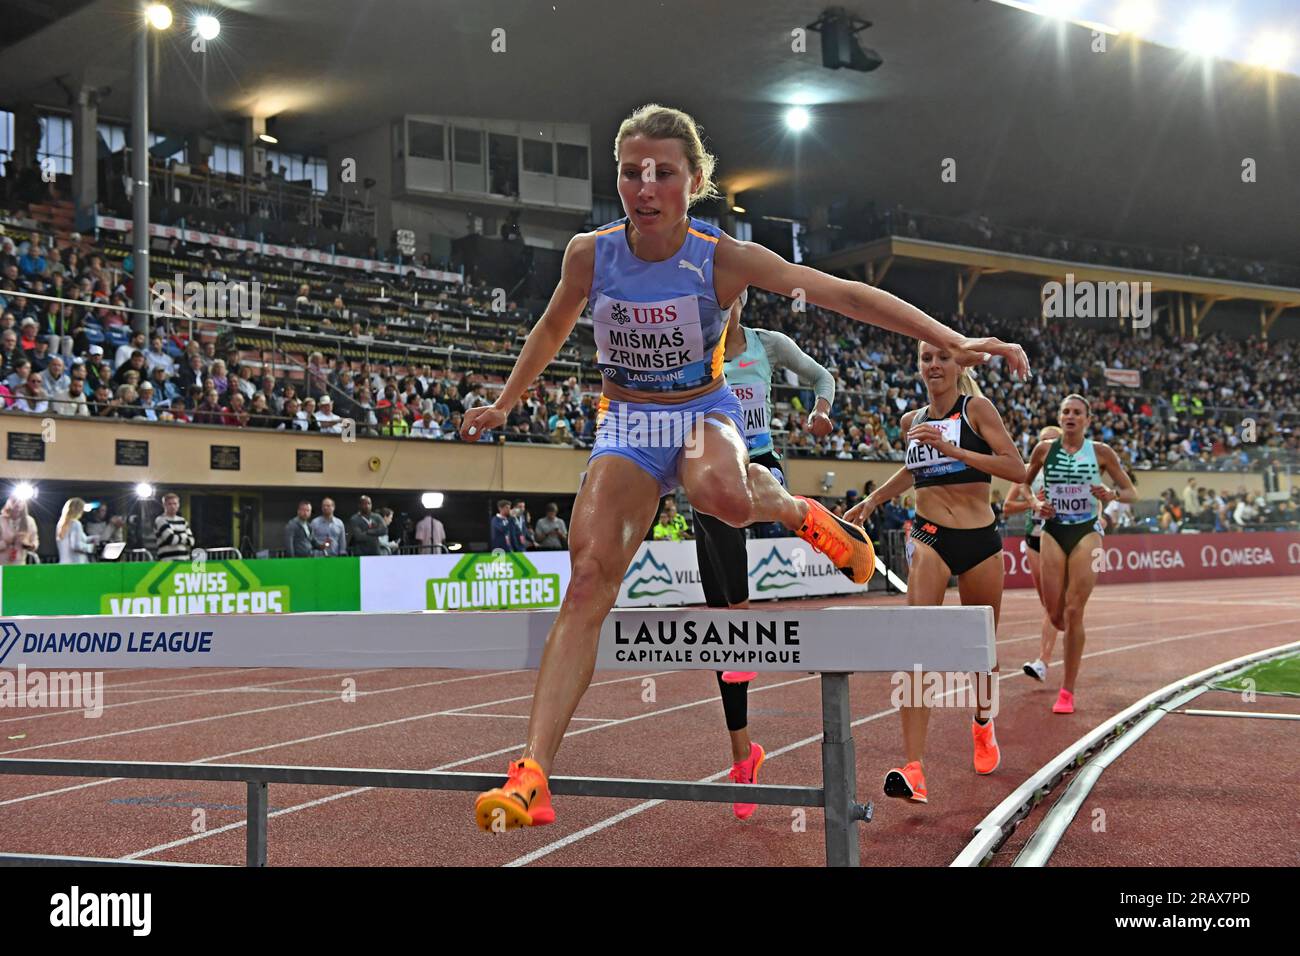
[[951, 640, 1300, 867], [197, 547, 242, 561]]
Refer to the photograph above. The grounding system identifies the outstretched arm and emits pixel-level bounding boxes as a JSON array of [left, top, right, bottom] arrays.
[[717, 237, 1029, 379], [759, 327, 836, 434]]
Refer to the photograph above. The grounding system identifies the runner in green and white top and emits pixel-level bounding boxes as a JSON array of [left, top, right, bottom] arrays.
[[1002, 425, 1063, 683], [1023, 394, 1136, 715]]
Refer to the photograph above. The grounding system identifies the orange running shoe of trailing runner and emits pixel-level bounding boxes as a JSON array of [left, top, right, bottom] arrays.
[[883, 761, 928, 804], [971, 719, 1001, 775], [794, 496, 876, 585], [475, 758, 555, 831]]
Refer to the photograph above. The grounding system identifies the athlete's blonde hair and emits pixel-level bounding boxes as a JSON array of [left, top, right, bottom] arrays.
[[57, 497, 85, 541], [614, 104, 721, 206], [957, 369, 984, 398], [1038, 425, 1063, 441], [916, 341, 983, 398]]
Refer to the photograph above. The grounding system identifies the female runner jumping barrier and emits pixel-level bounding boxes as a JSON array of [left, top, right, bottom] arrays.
[[463, 104, 1028, 830]]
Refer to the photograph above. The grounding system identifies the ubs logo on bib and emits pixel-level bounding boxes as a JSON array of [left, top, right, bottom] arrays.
[[611, 303, 631, 326], [633, 305, 679, 324]]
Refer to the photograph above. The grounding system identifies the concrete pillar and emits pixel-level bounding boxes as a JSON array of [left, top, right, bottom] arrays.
[[72, 87, 99, 230], [12, 104, 41, 172], [242, 116, 269, 180]]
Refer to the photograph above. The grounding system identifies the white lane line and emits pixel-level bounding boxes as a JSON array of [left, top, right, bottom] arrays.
[[0, 669, 394, 725], [453, 713, 613, 722], [121, 674, 819, 861], [0, 670, 671, 807], [504, 615, 1300, 866], [1091, 597, 1300, 609], [104, 668, 274, 688], [0, 668, 531, 755]]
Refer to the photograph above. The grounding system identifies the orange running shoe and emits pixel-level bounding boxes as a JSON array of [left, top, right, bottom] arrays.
[[721, 671, 757, 684], [729, 742, 766, 821], [474, 757, 555, 831], [883, 760, 928, 804], [1052, 688, 1075, 714], [971, 719, 1001, 775], [794, 496, 876, 584]]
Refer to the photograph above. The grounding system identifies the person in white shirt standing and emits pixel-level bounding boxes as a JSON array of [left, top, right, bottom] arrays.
[[57, 497, 98, 564], [414, 512, 446, 553], [1180, 478, 1199, 519], [309, 497, 347, 556]]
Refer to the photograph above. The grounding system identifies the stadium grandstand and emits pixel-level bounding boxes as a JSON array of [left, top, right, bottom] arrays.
[[0, 0, 1296, 896]]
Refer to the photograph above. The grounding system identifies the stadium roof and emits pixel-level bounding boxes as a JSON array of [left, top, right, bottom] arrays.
[[1, 0, 1297, 263]]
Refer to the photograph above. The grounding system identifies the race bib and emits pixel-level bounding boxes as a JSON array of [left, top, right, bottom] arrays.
[[730, 381, 769, 440], [1048, 482, 1095, 524], [593, 294, 706, 384], [905, 416, 964, 477]]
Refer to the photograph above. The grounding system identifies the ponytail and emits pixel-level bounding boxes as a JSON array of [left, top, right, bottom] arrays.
[[957, 369, 983, 398]]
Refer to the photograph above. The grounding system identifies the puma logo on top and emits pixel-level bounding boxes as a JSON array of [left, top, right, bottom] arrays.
[[677, 259, 705, 281]]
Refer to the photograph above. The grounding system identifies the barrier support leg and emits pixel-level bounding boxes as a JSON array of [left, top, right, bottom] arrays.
[[247, 781, 268, 867], [820, 672, 864, 867]]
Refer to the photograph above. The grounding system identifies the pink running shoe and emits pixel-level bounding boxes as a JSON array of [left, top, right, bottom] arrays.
[[721, 671, 758, 684], [728, 742, 766, 820], [1052, 688, 1075, 714]]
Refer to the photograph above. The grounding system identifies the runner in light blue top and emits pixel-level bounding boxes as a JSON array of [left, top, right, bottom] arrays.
[[459, 103, 1029, 832]]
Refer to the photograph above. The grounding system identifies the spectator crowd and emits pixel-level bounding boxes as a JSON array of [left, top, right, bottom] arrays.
[[3, 227, 1297, 481]]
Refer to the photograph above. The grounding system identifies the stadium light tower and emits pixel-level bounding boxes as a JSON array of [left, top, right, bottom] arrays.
[[1112, 0, 1156, 35], [786, 107, 811, 132], [195, 13, 221, 41], [1248, 32, 1292, 71], [133, 5, 173, 339], [1180, 9, 1233, 58]]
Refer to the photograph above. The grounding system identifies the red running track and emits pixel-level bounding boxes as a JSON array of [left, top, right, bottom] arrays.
[[0, 577, 1296, 867]]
